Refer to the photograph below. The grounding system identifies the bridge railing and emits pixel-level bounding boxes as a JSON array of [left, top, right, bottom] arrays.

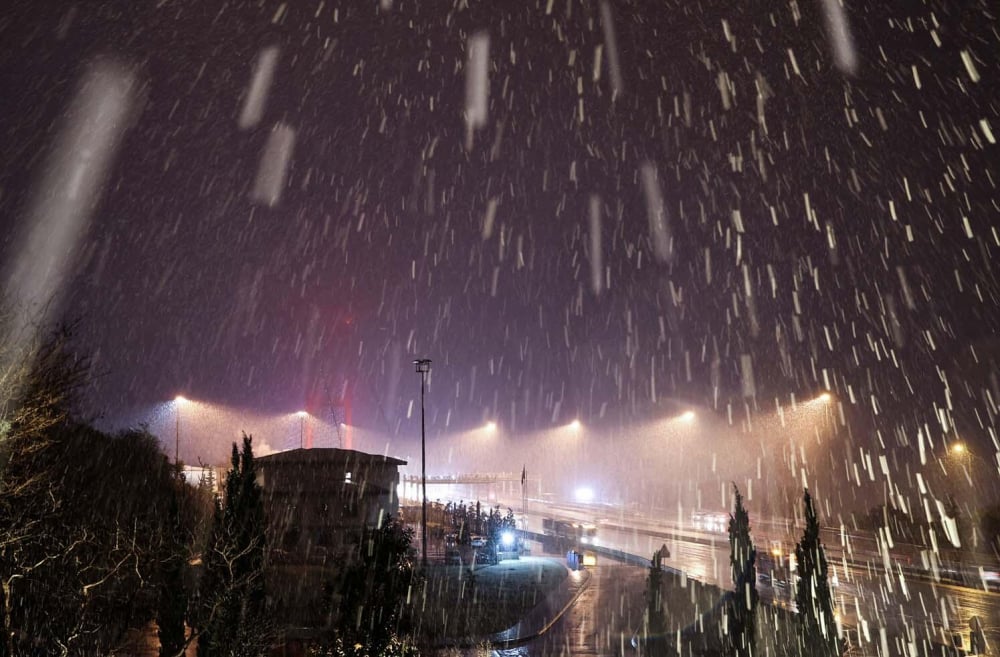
[[401, 472, 532, 484]]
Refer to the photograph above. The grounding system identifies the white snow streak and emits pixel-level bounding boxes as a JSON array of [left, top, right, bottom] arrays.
[[819, 0, 857, 75], [251, 122, 296, 207], [640, 162, 672, 264], [3, 58, 138, 343], [599, 0, 623, 97], [588, 194, 603, 295], [464, 31, 490, 132], [238, 45, 280, 130]]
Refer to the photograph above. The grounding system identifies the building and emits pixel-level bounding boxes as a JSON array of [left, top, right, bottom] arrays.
[[254, 447, 407, 629], [180, 464, 222, 492]]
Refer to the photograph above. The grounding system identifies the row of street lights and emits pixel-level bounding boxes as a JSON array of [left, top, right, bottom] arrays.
[[170, 381, 835, 574], [171, 395, 313, 465]]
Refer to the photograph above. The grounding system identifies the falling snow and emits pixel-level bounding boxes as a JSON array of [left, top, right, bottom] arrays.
[[1, 0, 999, 654]]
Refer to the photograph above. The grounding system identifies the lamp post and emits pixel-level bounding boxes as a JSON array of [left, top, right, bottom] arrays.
[[297, 410, 307, 449], [414, 358, 432, 569], [174, 395, 187, 464]]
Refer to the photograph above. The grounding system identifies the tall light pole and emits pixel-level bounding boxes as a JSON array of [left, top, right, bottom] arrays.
[[414, 358, 432, 569], [174, 395, 187, 464], [297, 410, 307, 449]]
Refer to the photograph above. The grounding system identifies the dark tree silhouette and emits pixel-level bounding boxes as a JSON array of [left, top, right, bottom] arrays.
[[726, 484, 757, 657], [643, 546, 668, 657], [794, 489, 839, 657], [195, 434, 270, 657], [333, 515, 419, 656], [157, 474, 189, 657]]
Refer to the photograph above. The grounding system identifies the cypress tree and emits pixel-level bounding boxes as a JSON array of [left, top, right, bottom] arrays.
[[727, 484, 757, 657], [195, 434, 269, 656], [794, 489, 838, 656], [645, 547, 668, 656], [157, 471, 188, 657]]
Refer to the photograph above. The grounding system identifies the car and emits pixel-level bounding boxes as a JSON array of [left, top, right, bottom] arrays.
[[977, 568, 1000, 591], [470, 535, 486, 547], [444, 548, 462, 565]]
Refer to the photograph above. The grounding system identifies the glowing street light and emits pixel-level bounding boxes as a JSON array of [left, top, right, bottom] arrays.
[[680, 410, 696, 422], [569, 419, 582, 431], [818, 392, 832, 403], [485, 421, 498, 432], [297, 410, 307, 449], [951, 442, 966, 455], [173, 395, 188, 464]]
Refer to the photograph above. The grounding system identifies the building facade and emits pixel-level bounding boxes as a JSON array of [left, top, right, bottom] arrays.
[[255, 448, 406, 629]]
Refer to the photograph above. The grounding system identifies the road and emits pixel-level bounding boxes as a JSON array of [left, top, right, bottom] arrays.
[[492, 563, 648, 657], [429, 494, 1000, 656]]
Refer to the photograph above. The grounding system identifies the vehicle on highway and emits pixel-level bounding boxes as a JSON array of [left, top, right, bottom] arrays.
[[757, 542, 796, 592], [981, 568, 1000, 591], [691, 510, 728, 534], [542, 518, 598, 544]]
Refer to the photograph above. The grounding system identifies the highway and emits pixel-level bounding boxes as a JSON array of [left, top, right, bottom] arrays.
[[424, 492, 1000, 656]]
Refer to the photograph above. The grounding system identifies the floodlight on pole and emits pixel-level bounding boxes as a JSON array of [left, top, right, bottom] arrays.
[[297, 410, 307, 449], [414, 358, 432, 569], [173, 395, 188, 464]]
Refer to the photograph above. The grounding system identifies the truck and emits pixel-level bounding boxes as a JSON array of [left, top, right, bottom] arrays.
[[542, 518, 598, 545]]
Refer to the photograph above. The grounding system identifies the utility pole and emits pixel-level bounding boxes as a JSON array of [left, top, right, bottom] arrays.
[[297, 410, 307, 449], [414, 358, 432, 569], [174, 395, 187, 464]]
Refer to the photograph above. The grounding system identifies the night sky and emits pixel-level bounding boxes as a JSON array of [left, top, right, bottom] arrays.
[[1, 0, 998, 478]]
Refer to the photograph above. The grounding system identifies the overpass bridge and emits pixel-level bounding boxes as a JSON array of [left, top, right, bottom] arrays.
[[399, 472, 540, 502], [401, 472, 536, 485]]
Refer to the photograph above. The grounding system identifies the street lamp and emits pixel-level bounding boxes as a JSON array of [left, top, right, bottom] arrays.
[[485, 421, 497, 432], [414, 358, 432, 569], [173, 396, 187, 464], [569, 419, 582, 431], [297, 410, 307, 449]]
